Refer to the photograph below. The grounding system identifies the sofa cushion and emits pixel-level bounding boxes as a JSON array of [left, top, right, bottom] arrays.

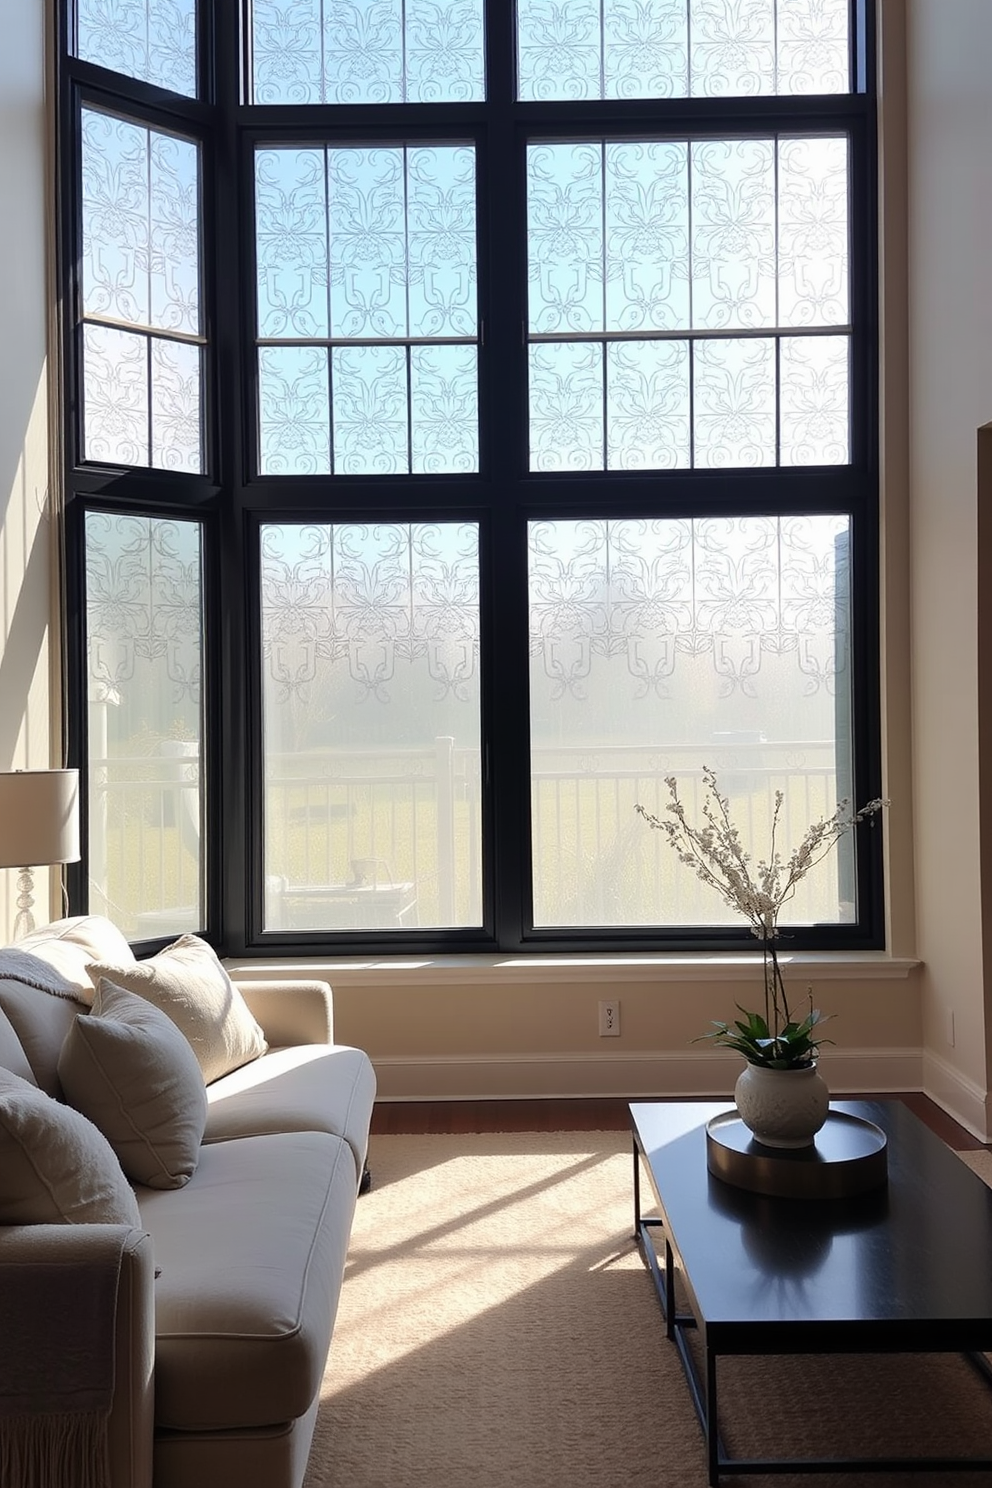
[[203, 1043, 375, 1183], [58, 980, 208, 1190], [0, 1004, 35, 1084], [0, 1068, 141, 1226], [89, 935, 267, 1085], [0, 916, 137, 1094], [0, 981, 84, 1096], [138, 1131, 357, 1431]]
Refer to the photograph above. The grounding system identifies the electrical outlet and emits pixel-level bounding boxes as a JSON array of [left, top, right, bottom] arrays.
[[598, 999, 620, 1037]]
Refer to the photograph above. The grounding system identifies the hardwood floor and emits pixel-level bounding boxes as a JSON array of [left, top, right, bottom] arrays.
[[371, 1092, 986, 1149]]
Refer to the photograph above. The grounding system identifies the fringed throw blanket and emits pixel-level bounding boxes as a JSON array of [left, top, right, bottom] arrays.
[[0, 950, 86, 1002], [0, 1227, 128, 1488]]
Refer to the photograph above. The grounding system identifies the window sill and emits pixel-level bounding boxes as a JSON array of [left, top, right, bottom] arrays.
[[225, 950, 919, 989]]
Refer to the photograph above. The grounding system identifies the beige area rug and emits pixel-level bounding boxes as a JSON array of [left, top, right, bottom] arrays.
[[304, 1131, 992, 1488]]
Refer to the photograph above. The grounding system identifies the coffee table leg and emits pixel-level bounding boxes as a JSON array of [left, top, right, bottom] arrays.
[[632, 1136, 641, 1241], [705, 1344, 719, 1487]]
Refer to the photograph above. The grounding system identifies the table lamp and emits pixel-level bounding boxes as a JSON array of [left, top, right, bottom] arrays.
[[0, 769, 80, 938]]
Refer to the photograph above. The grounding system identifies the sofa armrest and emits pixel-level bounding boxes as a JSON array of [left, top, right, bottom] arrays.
[[0, 1223, 155, 1488], [233, 979, 334, 1046]]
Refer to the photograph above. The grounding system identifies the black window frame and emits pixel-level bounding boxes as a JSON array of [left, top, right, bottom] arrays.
[[58, 0, 883, 958]]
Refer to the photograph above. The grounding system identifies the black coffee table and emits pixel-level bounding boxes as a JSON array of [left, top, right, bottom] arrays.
[[630, 1099, 992, 1484]]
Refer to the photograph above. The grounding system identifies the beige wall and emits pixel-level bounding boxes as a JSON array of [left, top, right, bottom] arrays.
[[227, 953, 922, 1106], [906, 0, 992, 1134], [0, 0, 57, 943]]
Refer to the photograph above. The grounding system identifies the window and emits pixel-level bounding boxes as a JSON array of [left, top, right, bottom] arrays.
[[526, 136, 851, 470], [59, 0, 880, 953], [84, 511, 205, 939], [80, 107, 203, 471], [255, 143, 479, 475]]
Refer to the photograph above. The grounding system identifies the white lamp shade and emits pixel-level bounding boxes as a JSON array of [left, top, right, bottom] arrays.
[[0, 770, 80, 869]]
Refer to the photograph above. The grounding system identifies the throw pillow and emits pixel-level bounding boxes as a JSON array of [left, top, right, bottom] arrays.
[[58, 980, 208, 1189], [0, 1068, 141, 1226], [87, 934, 267, 1085], [16, 914, 136, 1005]]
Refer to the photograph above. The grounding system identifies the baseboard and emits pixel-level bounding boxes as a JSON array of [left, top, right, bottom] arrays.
[[921, 1048, 990, 1142], [371, 1047, 924, 1103]]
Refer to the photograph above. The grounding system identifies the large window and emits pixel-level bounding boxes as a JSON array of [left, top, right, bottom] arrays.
[[60, 0, 880, 953]]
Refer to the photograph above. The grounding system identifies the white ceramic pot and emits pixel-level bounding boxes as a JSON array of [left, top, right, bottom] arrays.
[[733, 1061, 829, 1149]]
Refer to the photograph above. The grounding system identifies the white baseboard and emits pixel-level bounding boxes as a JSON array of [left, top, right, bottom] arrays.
[[922, 1048, 990, 1142], [371, 1047, 924, 1103]]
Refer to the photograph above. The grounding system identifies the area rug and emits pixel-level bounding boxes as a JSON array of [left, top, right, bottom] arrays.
[[304, 1131, 992, 1488]]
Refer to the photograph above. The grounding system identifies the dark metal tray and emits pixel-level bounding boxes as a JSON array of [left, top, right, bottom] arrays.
[[706, 1108, 888, 1199]]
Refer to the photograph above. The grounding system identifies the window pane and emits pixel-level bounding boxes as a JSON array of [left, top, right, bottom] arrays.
[[527, 142, 605, 335], [606, 340, 690, 469], [407, 147, 478, 339], [527, 135, 849, 470], [260, 522, 482, 931], [328, 148, 408, 338], [255, 149, 329, 340], [82, 110, 200, 335], [691, 139, 776, 330], [258, 346, 331, 474], [780, 335, 849, 464], [693, 337, 776, 467], [606, 142, 689, 333], [689, 0, 774, 96], [81, 108, 203, 471], [86, 512, 205, 940], [76, 0, 196, 96], [83, 324, 204, 471], [778, 136, 849, 328], [83, 325, 150, 466], [777, 0, 850, 93], [150, 338, 202, 471], [529, 343, 604, 472], [527, 136, 848, 339], [517, 0, 849, 100], [250, 0, 485, 104], [410, 345, 479, 473], [256, 144, 479, 475], [528, 516, 854, 928], [331, 345, 409, 474]]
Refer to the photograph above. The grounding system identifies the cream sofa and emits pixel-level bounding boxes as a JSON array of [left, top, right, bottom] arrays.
[[0, 915, 376, 1488]]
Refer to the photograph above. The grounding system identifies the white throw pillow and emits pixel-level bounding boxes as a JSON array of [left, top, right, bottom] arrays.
[[58, 980, 208, 1189], [17, 914, 136, 1005], [88, 934, 267, 1085], [0, 1068, 141, 1226]]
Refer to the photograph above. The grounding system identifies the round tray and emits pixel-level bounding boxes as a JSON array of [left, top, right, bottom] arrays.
[[706, 1109, 888, 1199]]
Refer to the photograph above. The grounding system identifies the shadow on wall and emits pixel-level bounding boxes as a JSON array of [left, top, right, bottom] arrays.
[[0, 368, 54, 939], [0, 0, 53, 767], [0, 491, 52, 765]]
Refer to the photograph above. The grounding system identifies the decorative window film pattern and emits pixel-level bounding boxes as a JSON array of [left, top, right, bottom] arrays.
[[517, 0, 849, 101], [256, 144, 479, 475], [249, 0, 486, 103], [76, 0, 197, 96], [527, 136, 849, 470], [527, 514, 854, 927], [81, 108, 203, 471], [85, 512, 205, 939], [260, 522, 482, 930], [528, 138, 849, 335]]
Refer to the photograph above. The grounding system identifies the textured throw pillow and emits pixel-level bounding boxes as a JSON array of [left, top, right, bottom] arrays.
[[0, 1068, 141, 1225], [58, 980, 208, 1189], [87, 934, 267, 1085]]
